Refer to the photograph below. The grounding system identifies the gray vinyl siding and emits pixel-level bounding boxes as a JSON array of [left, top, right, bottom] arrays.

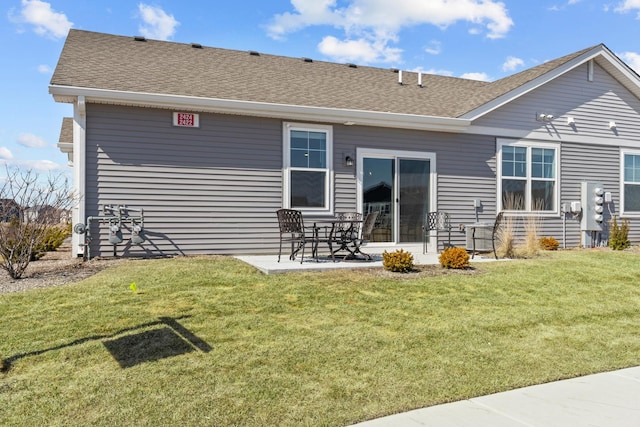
[[85, 104, 497, 256], [85, 104, 283, 256], [475, 62, 640, 140]]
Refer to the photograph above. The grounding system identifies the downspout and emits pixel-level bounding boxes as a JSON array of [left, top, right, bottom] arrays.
[[72, 96, 86, 257]]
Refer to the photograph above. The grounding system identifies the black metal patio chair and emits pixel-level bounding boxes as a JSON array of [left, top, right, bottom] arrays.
[[330, 212, 363, 259], [423, 211, 452, 253], [352, 211, 379, 260], [276, 209, 313, 264]]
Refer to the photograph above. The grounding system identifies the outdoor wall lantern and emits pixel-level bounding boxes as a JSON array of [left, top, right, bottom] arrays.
[[345, 156, 354, 167]]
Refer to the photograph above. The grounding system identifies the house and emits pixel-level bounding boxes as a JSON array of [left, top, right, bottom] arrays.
[[24, 205, 71, 224], [0, 199, 22, 222], [49, 29, 640, 258]]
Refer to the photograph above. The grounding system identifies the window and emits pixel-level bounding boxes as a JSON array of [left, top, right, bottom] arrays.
[[283, 123, 333, 212], [498, 140, 558, 213], [622, 150, 640, 214]]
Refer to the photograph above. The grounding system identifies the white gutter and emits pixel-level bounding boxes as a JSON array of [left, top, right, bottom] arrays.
[[49, 85, 471, 133]]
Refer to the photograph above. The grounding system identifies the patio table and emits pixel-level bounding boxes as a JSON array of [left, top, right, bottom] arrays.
[[311, 218, 371, 261]]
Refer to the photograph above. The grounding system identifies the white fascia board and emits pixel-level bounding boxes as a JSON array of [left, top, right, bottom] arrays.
[[461, 46, 607, 121], [597, 50, 640, 95], [49, 85, 471, 133]]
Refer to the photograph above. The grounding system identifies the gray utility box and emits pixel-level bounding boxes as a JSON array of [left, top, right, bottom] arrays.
[[581, 181, 604, 231], [465, 223, 493, 252]]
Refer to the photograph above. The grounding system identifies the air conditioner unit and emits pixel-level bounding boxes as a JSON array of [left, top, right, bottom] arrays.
[[465, 223, 493, 252]]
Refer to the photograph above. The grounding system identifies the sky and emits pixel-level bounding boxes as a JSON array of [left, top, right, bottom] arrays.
[[2, 0, 640, 180]]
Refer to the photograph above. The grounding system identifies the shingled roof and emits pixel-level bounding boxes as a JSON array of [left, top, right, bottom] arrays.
[[49, 30, 607, 119]]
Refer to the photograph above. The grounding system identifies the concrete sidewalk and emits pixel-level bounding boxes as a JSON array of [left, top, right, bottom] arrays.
[[349, 366, 640, 427]]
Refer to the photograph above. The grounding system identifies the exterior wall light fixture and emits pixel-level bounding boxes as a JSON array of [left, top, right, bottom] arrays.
[[536, 112, 554, 122]]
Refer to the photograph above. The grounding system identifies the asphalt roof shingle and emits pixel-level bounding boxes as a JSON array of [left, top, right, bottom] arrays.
[[50, 30, 599, 119]]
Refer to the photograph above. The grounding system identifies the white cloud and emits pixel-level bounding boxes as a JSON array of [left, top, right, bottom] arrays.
[[0, 158, 64, 173], [427, 69, 455, 77], [267, 0, 513, 64], [15, 0, 73, 39], [17, 133, 47, 148], [37, 64, 52, 73], [502, 56, 524, 72], [267, 0, 338, 40], [21, 159, 63, 172], [0, 147, 13, 160], [137, 3, 179, 40], [425, 40, 442, 55], [619, 51, 640, 73], [460, 72, 491, 81], [615, 0, 640, 17], [318, 36, 402, 63]]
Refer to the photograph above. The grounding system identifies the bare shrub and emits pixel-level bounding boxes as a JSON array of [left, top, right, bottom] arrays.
[[0, 167, 76, 279]]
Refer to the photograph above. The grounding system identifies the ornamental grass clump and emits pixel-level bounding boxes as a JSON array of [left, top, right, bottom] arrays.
[[539, 236, 560, 251], [438, 246, 470, 269], [382, 249, 414, 273]]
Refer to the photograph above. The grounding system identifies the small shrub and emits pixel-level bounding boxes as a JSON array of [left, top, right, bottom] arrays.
[[609, 216, 630, 250], [539, 236, 559, 251], [382, 249, 414, 273], [439, 247, 470, 269], [37, 224, 71, 253]]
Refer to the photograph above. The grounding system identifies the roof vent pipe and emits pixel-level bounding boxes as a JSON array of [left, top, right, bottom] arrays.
[[398, 70, 403, 85], [418, 72, 423, 87]]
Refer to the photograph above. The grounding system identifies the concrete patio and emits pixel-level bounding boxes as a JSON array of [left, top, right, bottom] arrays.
[[236, 244, 504, 274]]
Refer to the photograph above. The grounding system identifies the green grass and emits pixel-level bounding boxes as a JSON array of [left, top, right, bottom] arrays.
[[1, 251, 640, 426]]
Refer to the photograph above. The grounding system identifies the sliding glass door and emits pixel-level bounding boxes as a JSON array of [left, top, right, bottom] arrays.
[[359, 149, 435, 243]]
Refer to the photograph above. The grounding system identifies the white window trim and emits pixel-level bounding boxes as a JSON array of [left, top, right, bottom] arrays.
[[496, 138, 560, 216], [282, 122, 334, 214], [620, 148, 640, 218]]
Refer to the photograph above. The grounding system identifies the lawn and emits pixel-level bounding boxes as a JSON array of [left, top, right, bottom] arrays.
[[1, 250, 640, 426]]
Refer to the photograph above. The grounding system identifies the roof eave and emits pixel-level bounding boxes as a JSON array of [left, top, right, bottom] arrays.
[[49, 85, 471, 133]]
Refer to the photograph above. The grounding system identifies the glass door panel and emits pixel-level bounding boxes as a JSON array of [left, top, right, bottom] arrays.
[[361, 155, 431, 243], [398, 159, 430, 243], [362, 158, 394, 242]]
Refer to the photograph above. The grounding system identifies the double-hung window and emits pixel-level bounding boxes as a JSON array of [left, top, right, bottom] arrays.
[[498, 139, 558, 213], [622, 150, 640, 215], [283, 122, 333, 213]]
